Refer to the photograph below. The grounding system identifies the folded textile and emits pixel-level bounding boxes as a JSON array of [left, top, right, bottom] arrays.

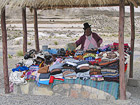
[[99, 59, 119, 66], [84, 57, 95, 61], [64, 58, 79, 63], [76, 71, 90, 79], [89, 66, 101, 75], [12, 66, 29, 72], [65, 61, 77, 66], [89, 65, 101, 69], [89, 71, 101, 75], [103, 74, 119, 77], [104, 76, 119, 82], [63, 72, 76, 77], [62, 66, 76, 71], [91, 77, 104, 81], [78, 77, 90, 80], [49, 76, 64, 83], [40, 79, 50, 81], [47, 49, 58, 54], [101, 71, 118, 74], [62, 69, 75, 72], [101, 61, 119, 70], [63, 71, 75, 76], [51, 73, 63, 78], [79, 66, 90, 70], [75, 69, 89, 73], [50, 69, 62, 75], [29, 65, 39, 71], [101, 69, 118, 73], [49, 63, 64, 71], [38, 66, 49, 73], [74, 50, 84, 57], [102, 72, 119, 76], [39, 73, 50, 79], [65, 76, 77, 79], [38, 79, 49, 85], [77, 64, 89, 69], [76, 60, 89, 66], [90, 75, 103, 78]]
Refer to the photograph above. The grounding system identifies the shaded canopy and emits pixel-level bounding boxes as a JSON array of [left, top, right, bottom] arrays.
[[0, 0, 139, 10]]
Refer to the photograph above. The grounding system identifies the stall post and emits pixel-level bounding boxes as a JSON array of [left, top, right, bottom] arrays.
[[119, 0, 126, 100], [1, 7, 10, 93]]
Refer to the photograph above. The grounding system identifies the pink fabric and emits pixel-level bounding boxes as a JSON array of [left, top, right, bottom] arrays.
[[75, 32, 103, 50], [84, 35, 98, 50]]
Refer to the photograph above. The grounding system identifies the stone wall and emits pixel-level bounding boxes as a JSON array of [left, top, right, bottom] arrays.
[[13, 82, 115, 100]]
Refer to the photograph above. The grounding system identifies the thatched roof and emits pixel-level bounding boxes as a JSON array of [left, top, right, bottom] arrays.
[[1, 0, 140, 10]]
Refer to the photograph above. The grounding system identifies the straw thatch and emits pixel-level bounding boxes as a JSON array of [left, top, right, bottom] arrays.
[[0, 0, 11, 10], [0, 0, 140, 10]]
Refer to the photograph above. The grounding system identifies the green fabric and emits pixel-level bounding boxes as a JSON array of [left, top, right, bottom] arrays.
[[66, 43, 76, 51], [51, 79, 119, 100]]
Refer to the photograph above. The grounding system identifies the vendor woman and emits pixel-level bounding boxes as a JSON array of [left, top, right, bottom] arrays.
[[75, 23, 103, 51]]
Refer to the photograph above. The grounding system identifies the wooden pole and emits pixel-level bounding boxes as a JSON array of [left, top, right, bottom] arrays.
[[119, 0, 126, 100], [129, 3, 135, 78], [34, 8, 40, 52], [22, 7, 27, 55], [1, 7, 10, 93]]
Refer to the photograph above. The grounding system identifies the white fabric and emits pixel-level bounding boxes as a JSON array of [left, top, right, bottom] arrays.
[[9, 71, 27, 85], [77, 64, 89, 69], [25, 59, 34, 67]]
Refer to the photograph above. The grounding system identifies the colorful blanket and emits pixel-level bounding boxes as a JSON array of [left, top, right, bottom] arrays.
[[51, 79, 119, 99]]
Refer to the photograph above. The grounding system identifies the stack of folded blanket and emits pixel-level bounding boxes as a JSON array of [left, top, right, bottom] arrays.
[[38, 73, 50, 85], [49, 63, 63, 78], [62, 62, 77, 79], [100, 59, 119, 82], [89, 65, 104, 81], [76, 61, 90, 80]]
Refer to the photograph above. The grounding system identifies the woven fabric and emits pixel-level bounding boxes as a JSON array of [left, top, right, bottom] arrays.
[[66, 43, 76, 51], [51, 79, 119, 99]]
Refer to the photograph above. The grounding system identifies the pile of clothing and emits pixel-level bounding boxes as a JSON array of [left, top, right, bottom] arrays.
[[10, 42, 130, 87]]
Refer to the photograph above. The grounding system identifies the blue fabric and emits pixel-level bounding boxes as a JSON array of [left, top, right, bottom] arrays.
[[64, 58, 80, 63], [12, 66, 29, 72], [38, 79, 49, 85], [39, 73, 50, 79], [49, 63, 64, 71], [47, 49, 58, 54], [103, 74, 119, 78], [76, 60, 89, 65], [101, 72, 118, 74]]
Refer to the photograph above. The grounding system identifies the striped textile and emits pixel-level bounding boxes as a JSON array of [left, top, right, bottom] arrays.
[[51, 79, 119, 99]]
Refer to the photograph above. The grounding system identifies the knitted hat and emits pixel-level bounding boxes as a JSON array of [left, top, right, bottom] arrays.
[[83, 23, 91, 30]]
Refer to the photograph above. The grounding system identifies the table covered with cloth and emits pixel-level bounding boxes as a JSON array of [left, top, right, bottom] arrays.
[[51, 78, 119, 99]]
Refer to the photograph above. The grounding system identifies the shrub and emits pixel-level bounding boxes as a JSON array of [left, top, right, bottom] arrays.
[[28, 42, 32, 45], [54, 41, 58, 45], [15, 40, 20, 45], [16, 50, 23, 56], [8, 54, 12, 58], [49, 36, 52, 38]]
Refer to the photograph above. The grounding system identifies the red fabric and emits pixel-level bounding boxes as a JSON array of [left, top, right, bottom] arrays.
[[49, 76, 64, 83], [125, 63, 128, 72], [54, 78, 64, 81], [49, 76, 54, 83], [75, 33, 103, 50]]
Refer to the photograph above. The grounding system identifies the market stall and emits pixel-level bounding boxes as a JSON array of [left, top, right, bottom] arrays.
[[9, 42, 131, 99], [1, 0, 139, 100]]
